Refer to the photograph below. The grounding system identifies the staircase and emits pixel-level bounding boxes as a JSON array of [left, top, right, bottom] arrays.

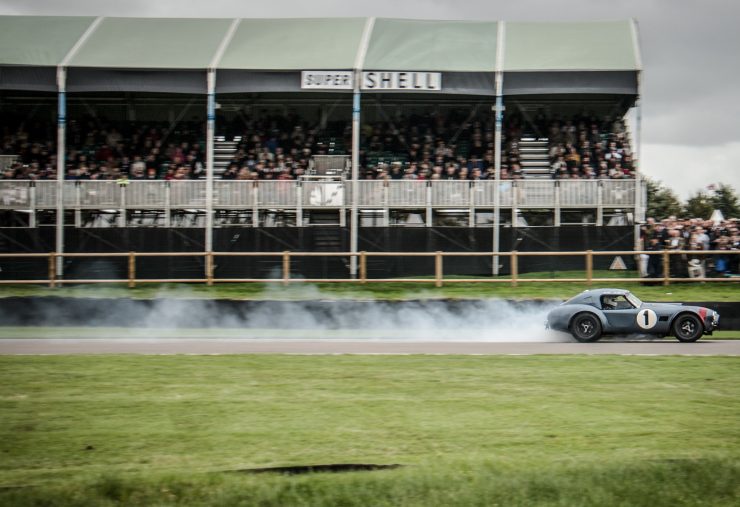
[[206, 137, 239, 178], [518, 137, 552, 179]]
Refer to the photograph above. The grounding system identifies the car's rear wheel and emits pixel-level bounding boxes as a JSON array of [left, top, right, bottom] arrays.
[[672, 314, 703, 342], [570, 313, 602, 342]]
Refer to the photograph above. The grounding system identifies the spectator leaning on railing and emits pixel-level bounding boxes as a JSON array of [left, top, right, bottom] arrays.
[[641, 216, 740, 278]]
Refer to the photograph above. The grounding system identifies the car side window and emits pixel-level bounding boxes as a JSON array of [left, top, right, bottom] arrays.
[[582, 296, 598, 309], [601, 295, 633, 310]]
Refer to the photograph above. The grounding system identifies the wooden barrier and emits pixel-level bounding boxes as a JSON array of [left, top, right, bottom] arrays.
[[0, 250, 738, 287]]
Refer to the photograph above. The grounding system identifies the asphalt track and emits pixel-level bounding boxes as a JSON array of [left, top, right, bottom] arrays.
[[1, 338, 739, 356]]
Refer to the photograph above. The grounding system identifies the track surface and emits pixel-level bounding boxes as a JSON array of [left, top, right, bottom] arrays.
[[1, 338, 739, 356]]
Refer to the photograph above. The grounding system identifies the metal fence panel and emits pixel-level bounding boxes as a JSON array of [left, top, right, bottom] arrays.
[[431, 181, 470, 207], [473, 181, 513, 207], [516, 180, 555, 207], [560, 180, 598, 207], [387, 180, 426, 207], [34, 181, 57, 208], [214, 181, 254, 208], [127, 181, 168, 208], [258, 181, 298, 207], [0, 181, 32, 208], [169, 181, 206, 208], [74, 181, 120, 209], [1, 178, 641, 211], [356, 180, 386, 207]]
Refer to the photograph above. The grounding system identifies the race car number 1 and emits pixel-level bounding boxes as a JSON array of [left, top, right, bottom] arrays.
[[636, 308, 658, 329]]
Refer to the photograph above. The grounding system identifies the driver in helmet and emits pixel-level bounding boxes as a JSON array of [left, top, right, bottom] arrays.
[[603, 295, 618, 310]]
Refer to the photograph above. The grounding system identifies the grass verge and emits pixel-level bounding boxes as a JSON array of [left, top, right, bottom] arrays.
[[1, 278, 739, 301], [1, 355, 738, 505]]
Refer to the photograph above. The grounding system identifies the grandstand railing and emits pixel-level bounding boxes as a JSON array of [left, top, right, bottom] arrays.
[[0, 179, 639, 212], [0, 250, 737, 287]]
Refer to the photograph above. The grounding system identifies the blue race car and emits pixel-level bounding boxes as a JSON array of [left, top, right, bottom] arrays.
[[546, 288, 719, 342]]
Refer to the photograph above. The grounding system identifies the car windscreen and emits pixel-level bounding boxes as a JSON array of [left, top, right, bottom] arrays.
[[626, 293, 642, 308]]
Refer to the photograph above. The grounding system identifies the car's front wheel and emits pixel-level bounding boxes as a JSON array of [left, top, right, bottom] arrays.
[[672, 314, 703, 342], [570, 313, 602, 342]]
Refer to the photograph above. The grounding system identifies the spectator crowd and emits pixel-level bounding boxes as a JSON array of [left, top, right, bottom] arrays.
[[640, 216, 740, 278], [548, 115, 635, 180], [1, 109, 636, 182], [1, 116, 205, 182]]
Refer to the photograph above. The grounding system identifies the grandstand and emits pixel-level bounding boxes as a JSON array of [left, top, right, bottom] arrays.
[[0, 16, 644, 277]]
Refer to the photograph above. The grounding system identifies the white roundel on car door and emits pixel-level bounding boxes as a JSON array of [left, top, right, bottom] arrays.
[[636, 308, 658, 329]]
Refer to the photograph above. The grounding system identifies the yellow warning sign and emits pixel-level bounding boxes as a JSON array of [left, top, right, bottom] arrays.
[[609, 256, 627, 270]]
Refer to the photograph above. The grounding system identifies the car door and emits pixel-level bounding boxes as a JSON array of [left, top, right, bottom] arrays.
[[600, 295, 639, 332]]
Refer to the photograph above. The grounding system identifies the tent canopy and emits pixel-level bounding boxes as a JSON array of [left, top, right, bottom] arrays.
[[0, 16, 641, 95]]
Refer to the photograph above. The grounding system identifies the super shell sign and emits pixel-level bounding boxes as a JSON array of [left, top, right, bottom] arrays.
[[301, 71, 442, 91]]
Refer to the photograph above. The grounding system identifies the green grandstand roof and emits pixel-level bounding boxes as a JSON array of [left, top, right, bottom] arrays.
[[69, 17, 233, 69], [0, 16, 640, 72], [0, 15, 94, 66], [503, 21, 638, 71], [219, 18, 366, 70], [363, 19, 498, 72]]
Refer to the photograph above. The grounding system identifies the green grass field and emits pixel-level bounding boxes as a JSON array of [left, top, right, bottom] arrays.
[[1, 355, 738, 506], [2, 277, 740, 301]]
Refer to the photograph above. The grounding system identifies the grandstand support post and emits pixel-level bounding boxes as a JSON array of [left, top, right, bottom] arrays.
[[633, 71, 643, 252], [492, 23, 505, 277], [55, 66, 66, 278], [596, 181, 604, 226], [349, 16, 374, 279], [633, 167, 643, 251], [554, 180, 561, 227], [205, 69, 216, 256], [349, 88, 360, 278], [492, 86, 504, 276]]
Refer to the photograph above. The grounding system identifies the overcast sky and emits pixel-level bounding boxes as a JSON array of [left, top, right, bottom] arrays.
[[1, 0, 738, 199]]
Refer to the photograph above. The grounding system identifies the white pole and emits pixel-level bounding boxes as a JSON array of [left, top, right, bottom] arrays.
[[633, 74, 643, 252], [492, 21, 505, 277], [349, 17, 375, 278], [350, 86, 360, 278], [206, 69, 215, 254], [493, 92, 503, 276], [631, 19, 644, 252], [55, 66, 66, 277]]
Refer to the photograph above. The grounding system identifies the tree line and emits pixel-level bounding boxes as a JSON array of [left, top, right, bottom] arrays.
[[646, 180, 739, 220]]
